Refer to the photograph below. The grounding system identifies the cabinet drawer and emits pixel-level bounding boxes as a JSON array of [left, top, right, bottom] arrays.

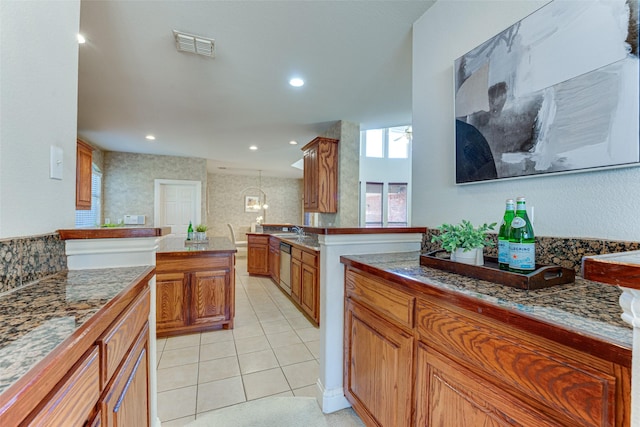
[[98, 287, 150, 387], [415, 299, 616, 427], [292, 247, 303, 261], [248, 235, 269, 244], [157, 254, 231, 273], [302, 250, 317, 267], [345, 269, 414, 329], [26, 346, 100, 426]]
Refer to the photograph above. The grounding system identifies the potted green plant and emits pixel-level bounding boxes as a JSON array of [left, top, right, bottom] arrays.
[[194, 224, 208, 241], [431, 220, 496, 265]]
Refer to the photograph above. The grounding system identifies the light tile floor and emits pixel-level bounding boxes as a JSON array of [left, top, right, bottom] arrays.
[[157, 257, 356, 425]]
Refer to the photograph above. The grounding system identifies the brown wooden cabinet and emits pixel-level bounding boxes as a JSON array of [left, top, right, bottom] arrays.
[[8, 274, 153, 427], [291, 254, 302, 302], [344, 298, 413, 427], [156, 251, 235, 337], [302, 137, 338, 213], [101, 323, 150, 427], [248, 234, 269, 275], [247, 233, 320, 325], [268, 236, 280, 284], [344, 266, 631, 427], [25, 346, 101, 426], [76, 138, 93, 210], [292, 246, 319, 324]]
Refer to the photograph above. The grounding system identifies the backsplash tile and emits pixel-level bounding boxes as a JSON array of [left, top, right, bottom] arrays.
[[0, 240, 21, 293], [0, 233, 66, 294]]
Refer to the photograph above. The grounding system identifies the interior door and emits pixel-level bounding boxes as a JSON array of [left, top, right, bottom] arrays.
[[157, 182, 200, 235]]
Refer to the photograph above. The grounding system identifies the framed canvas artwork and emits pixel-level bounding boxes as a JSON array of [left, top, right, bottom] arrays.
[[244, 195, 261, 212], [454, 0, 639, 184]]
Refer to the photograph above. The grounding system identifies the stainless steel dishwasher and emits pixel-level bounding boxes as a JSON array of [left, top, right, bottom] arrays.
[[279, 242, 292, 295]]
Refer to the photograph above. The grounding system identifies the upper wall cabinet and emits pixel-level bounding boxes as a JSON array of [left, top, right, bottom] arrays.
[[302, 137, 339, 213], [76, 139, 93, 210]]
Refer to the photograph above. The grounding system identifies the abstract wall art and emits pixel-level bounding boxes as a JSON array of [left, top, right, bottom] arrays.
[[454, 0, 639, 184]]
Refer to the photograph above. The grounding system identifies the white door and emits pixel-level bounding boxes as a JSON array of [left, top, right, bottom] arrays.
[[154, 180, 202, 235]]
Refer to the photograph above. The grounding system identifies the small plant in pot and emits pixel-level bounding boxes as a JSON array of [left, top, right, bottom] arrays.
[[431, 220, 496, 265], [194, 224, 208, 241]]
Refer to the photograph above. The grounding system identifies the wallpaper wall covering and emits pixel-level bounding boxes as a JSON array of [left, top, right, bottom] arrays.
[[103, 152, 207, 226], [207, 173, 303, 239]]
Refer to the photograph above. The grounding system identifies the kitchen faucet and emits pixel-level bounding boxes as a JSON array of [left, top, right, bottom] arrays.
[[292, 226, 304, 237]]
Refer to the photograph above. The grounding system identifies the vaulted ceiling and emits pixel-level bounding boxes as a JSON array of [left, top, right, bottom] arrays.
[[77, 1, 435, 178]]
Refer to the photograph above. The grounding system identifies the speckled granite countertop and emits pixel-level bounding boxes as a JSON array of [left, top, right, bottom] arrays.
[[0, 266, 153, 395], [157, 236, 237, 254], [248, 232, 320, 251], [341, 252, 632, 356]]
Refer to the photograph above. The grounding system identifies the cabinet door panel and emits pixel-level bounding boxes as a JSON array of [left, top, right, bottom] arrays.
[[303, 146, 318, 209], [416, 299, 617, 427], [103, 324, 150, 427], [76, 139, 93, 210], [191, 270, 228, 325], [301, 263, 318, 322], [99, 287, 150, 387], [156, 273, 187, 332], [291, 257, 302, 303], [248, 245, 269, 275], [26, 346, 100, 426], [415, 343, 560, 427], [344, 300, 413, 427]]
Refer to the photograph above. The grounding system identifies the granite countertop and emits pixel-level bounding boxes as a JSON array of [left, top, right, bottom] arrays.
[[341, 252, 632, 352], [156, 236, 237, 254], [0, 265, 153, 395], [58, 226, 172, 240], [248, 232, 320, 251]]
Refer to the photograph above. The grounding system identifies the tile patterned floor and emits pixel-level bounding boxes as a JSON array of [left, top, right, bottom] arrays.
[[156, 257, 337, 425]]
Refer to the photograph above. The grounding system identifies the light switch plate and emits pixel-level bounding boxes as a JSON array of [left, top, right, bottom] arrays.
[[50, 145, 63, 180]]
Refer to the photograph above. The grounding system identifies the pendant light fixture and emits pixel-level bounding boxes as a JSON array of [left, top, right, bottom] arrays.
[[258, 170, 269, 211]]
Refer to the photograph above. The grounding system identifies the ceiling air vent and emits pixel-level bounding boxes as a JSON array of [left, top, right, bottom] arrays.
[[173, 30, 215, 58]]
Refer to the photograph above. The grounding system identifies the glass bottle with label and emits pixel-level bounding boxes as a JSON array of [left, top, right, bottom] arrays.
[[497, 199, 515, 270], [508, 197, 535, 273], [187, 221, 194, 240]]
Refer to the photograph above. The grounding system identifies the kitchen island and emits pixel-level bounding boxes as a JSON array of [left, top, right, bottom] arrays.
[[155, 236, 236, 337], [341, 251, 632, 427], [0, 265, 155, 426]]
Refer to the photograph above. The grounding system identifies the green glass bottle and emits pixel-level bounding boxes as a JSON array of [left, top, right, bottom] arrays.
[[508, 197, 535, 273], [498, 199, 515, 270], [187, 221, 194, 240]]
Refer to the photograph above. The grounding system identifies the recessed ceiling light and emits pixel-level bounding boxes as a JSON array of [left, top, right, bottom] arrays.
[[77, 34, 86, 44], [145, 135, 156, 141], [249, 145, 258, 151], [289, 140, 298, 145], [289, 78, 304, 87]]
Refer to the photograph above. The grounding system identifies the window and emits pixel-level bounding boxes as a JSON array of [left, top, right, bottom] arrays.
[[388, 127, 410, 159], [359, 125, 412, 227], [362, 126, 411, 159], [364, 129, 384, 158], [365, 182, 383, 227], [387, 183, 408, 227], [75, 164, 102, 227]]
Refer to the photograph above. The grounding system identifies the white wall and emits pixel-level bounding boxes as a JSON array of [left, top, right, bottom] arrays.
[[0, 0, 80, 238], [412, 0, 640, 241]]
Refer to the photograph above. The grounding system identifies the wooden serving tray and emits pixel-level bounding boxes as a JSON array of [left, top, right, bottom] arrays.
[[420, 250, 575, 290]]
